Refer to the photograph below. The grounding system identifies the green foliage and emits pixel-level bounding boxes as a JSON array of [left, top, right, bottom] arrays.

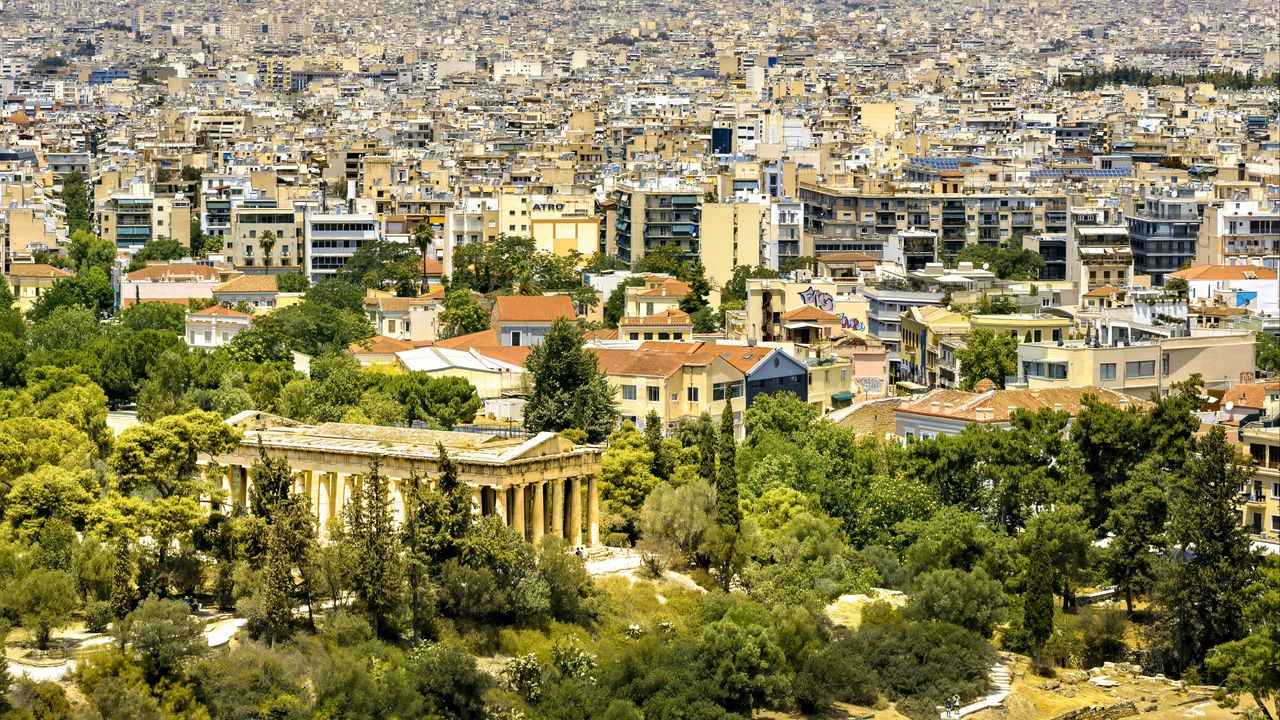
[[603, 278, 644, 328], [1257, 331, 1280, 376], [68, 230, 117, 272], [27, 266, 114, 321], [338, 240, 421, 295], [61, 171, 91, 235], [1059, 65, 1278, 91], [343, 460, 404, 638], [955, 239, 1045, 280], [955, 326, 1018, 390], [524, 318, 618, 442], [276, 272, 310, 294], [905, 567, 1007, 637], [131, 238, 188, 267], [720, 265, 779, 305], [1206, 555, 1279, 719], [440, 288, 491, 338], [116, 596, 206, 682], [3, 568, 76, 649], [118, 302, 185, 334], [600, 422, 658, 541], [1152, 426, 1258, 677], [387, 372, 481, 427]]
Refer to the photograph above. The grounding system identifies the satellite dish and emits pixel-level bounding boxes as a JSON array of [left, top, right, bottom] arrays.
[[1224, 401, 1234, 412]]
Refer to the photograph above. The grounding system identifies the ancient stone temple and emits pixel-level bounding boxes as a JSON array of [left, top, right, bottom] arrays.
[[210, 411, 604, 547]]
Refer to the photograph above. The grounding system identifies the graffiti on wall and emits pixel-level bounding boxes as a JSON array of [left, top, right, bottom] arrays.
[[797, 286, 865, 331]]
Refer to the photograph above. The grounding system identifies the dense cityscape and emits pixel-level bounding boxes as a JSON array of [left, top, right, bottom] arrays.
[[0, 0, 1277, 716]]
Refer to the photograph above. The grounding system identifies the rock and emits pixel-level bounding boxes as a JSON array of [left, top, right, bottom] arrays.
[[1142, 703, 1157, 712]]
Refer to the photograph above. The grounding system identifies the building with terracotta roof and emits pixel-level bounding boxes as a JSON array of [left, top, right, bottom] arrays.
[[1240, 423, 1280, 548], [617, 308, 692, 341], [1170, 264, 1279, 315], [364, 290, 446, 343], [5, 263, 72, 311], [185, 305, 253, 349], [212, 273, 281, 312], [624, 276, 691, 318], [349, 335, 420, 366], [491, 294, 576, 346], [593, 346, 746, 434], [120, 262, 223, 308], [895, 385, 1150, 440]]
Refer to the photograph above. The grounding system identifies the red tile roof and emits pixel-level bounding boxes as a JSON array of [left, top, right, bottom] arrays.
[[618, 308, 693, 327], [493, 295, 575, 323], [7, 263, 72, 279], [124, 263, 221, 282], [1171, 264, 1278, 281], [897, 386, 1150, 423]]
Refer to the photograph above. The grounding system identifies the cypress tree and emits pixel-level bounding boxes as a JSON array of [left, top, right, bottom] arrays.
[[714, 403, 740, 529], [345, 459, 404, 639], [697, 412, 717, 481]]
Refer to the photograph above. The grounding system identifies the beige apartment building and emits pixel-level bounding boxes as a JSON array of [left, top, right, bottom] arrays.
[[1017, 329, 1256, 397], [1242, 423, 1280, 547], [700, 200, 764, 287], [228, 206, 302, 271]]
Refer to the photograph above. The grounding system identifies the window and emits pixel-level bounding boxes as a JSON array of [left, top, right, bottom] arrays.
[[647, 386, 660, 403], [1125, 360, 1155, 378], [687, 387, 699, 402], [1161, 353, 1169, 376], [1100, 363, 1116, 380], [1272, 482, 1279, 499], [510, 330, 522, 345], [1052, 329, 1062, 342], [621, 385, 637, 401]]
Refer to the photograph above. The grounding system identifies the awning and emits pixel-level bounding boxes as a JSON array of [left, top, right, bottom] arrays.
[[831, 392, 855, 401], [783, 322, 823, 329]]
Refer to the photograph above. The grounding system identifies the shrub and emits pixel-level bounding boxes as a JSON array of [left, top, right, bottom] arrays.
[[504, 653, 544, 702], [84, 601, 113, 633]]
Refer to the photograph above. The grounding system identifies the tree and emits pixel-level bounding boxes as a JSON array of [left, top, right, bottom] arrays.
[[904, 568, 1007, 637], [110, 410, 239, 499], [1256, 332, 1280, 377], [1023, 541, 1055, 674], [339, 240, 421, 295], [955, 239, 1045, 280], [29, 305, 103, 351], [389, 373, 481, 427], [603, 277, 644, 328], [117, 301, 185, 334], [693, 617, 789, 714], [678, 261, 712, 317], [6, 466, 95, 533], [26, 267, 114, 321], [439, 289, 490, 339], [600, 422, 658, 541], [1104, 469, 1167, 614], [277, 271, 310, 294], [305, 277, 366, 312], [955, 327, 1018, 390], [412, 222, 435, 292], [257, 230, 278, 268], [3, 569, 77, 649], [68, 230, 116, 272], [524, 318, 618, 442], [1154, 426, 1258, 676], [116, 596, 205, 682], [714, 403, 740, 530], [61, 171, 91, 235], [1022, 504, 1091, 610], [131, 237, 187, 265], [643, 410, 672, 480], [409, 642, 492, 719], [634, 245, 686, 276], [720, 265, 778, 305], [345, 460, 403, 638], [1206, 555, 1279, 720]]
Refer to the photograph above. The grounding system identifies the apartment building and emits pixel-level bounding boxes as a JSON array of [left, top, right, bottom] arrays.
[[597, 347, 746, 433], [228, 206, 301, 271], [1126, 189, 1202, 286], [1069, 197, 1133, 293], [1241, 424, 1280, 548], [610, 178, 703, 266], [1195, 199, 1280, 269], [303, 212, 380, 281], [97, 178, 191, 249], [701, 199, 763, 286], [6, 263, 72, 312], [1017, 329, 1256, 396]]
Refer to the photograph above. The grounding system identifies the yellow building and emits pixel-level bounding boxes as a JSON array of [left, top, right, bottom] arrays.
[[700, 201, 763, 288], [900, 306, 969, 387], [6, 263, 73, 311], [970, 313, 1071, 344], [1242, 423, 1280, 547], [1017, 330, 1256, 396], [529, 196, 600, 256], [595, 347, 747, 435]]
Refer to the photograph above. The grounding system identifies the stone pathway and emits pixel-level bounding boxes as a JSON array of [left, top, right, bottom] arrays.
[[942, 660, 1012, 718]]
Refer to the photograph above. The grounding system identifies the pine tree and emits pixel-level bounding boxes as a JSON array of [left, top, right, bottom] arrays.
[[714, 403, 740, 529], [346, 459, 404, 639], [524, 318, 619, 442]]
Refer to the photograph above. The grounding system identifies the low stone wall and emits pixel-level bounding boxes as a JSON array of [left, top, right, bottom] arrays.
[[1049, 701, 1138, 720]]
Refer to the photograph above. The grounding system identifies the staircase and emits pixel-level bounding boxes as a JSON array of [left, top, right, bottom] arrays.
[[942, 660, 1012, 718]]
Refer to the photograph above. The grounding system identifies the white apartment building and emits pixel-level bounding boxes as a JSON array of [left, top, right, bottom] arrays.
[[304, 211, 381, 281]]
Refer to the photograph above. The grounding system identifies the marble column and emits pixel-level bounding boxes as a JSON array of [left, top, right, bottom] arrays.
[[471, 487, 483, 517], [531, 481, 545, 545], [318, 473, 332, 540], [512, 484, 526, 538], [551, 479, 565, 538], [570, 477, 583, 547], [587, 474, 600, 547], [493, 486, 507, 525]]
